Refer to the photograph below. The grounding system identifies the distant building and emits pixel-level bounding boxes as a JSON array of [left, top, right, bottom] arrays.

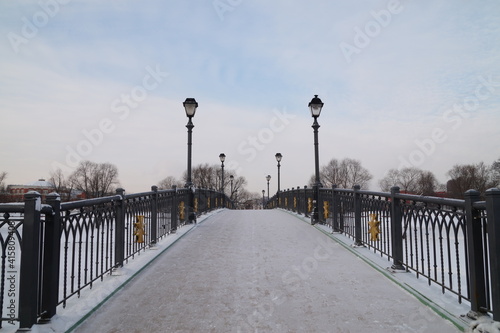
[[6, 179, 55, 202], [4, 179, 85, 202]]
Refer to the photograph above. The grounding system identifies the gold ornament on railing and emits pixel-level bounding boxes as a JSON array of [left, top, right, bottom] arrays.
[[179, 201, 185, 221], [323, 201, 329, 219], [133, 215, 146, 243], [368, 213, 381, 241]]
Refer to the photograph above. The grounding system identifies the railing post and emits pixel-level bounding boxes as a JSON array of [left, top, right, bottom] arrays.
[[150, 186, 158, 245], [114, 188, 125, 269], [295, 188, 300, 214], [19, 191, 42, 330], [332, 185, 339, 232], [39, 192, 61, 323], [485, 188, 500, 320], [171, 185, 178, 232], [288, 190, 292, 211], [304, 186, 309, 218], [338, 187, 344, 232], [353, 185, 363, 246], [390, 186, 405, 271], [464, 189, 488, 318], [318, 188, 324, 224]]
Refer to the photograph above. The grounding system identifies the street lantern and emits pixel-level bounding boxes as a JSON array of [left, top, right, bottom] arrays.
[[308, 94, 323, 118], [183, 98, 198, 117], [183, 98, 198, 224], [308, 95, 323, 224]]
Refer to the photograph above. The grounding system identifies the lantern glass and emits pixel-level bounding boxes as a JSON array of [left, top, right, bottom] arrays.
[[275, 153, 282, 162], [308, 95, 323, 117], [183, 98, 198, 117]]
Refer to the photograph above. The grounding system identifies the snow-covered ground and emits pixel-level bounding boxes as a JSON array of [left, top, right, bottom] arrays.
[[8, 208, 498, 332]]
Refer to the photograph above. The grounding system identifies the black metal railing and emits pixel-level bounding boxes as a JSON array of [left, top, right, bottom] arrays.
[[0, 186, 232, 330], [267, 185, 500, 321]]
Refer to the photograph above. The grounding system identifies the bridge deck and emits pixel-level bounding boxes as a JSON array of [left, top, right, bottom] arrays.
[[70, 210, 462, 332]]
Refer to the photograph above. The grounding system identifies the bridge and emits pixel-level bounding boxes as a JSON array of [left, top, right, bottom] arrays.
[[69, 209, 462, 333], [1, 186, 499, 332]]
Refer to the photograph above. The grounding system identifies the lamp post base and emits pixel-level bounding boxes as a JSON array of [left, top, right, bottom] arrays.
[[311, 207, 318, 225]]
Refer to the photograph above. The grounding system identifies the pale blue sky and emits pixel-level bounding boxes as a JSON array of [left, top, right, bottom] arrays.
[[1, 0, 499, 195]]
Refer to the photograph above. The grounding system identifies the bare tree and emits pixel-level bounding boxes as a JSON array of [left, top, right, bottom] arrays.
[[186, 163, 217, 189], [158, 176, 183, 190], [97, 163, 119, 196], [343, 158, 373, 188], [416, 170, 439, 196], [379, 168, 438, 195], [184, 164, 248, 197], [492, 157, 500, 186], [49, 168, 74, 201], [179, 164, 249, 206], [69, 161, 119, 198], [316, 158, 372, 189], [397, 167, 423, 193], [447, 162, 497, 198], [234, 189, 259, 209], [379, 169, 400, 192], [0, 171, 7, 192], [320, 159, 344, 187], [49, 168, 67, 193], [227, 175, 247, 200]]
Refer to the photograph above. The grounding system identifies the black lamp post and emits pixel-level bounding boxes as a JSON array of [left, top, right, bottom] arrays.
[[184, 97, 198, 223], [219, 153, 226, 193], [229, 175, 234, 200], [219, 153, 226, 207], [275, 153, 282, 207], [266, 174, 271, 202], [309, 95, 323, 224]]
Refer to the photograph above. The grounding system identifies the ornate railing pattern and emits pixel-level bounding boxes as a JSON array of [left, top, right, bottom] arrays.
[[267, 186, 500, 321], [0, 187, 231, 330]]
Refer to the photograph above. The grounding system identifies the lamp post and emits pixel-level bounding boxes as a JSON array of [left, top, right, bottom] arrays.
[[275, 153, 282, 207], [219, 153, 226, 193], [219, 153, 226, 207], [184, 98, 198, 223], [229, 175, 234, 200], [262, 190, 265, 209], [309, 95, 323, 224], [266, 174, 271, 202]]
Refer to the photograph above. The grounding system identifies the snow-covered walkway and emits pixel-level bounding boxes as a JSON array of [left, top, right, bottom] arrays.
[[68, 209, 464, 332]]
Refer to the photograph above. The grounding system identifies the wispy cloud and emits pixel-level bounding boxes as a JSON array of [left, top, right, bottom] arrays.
[[1, 0, 499, 193]]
